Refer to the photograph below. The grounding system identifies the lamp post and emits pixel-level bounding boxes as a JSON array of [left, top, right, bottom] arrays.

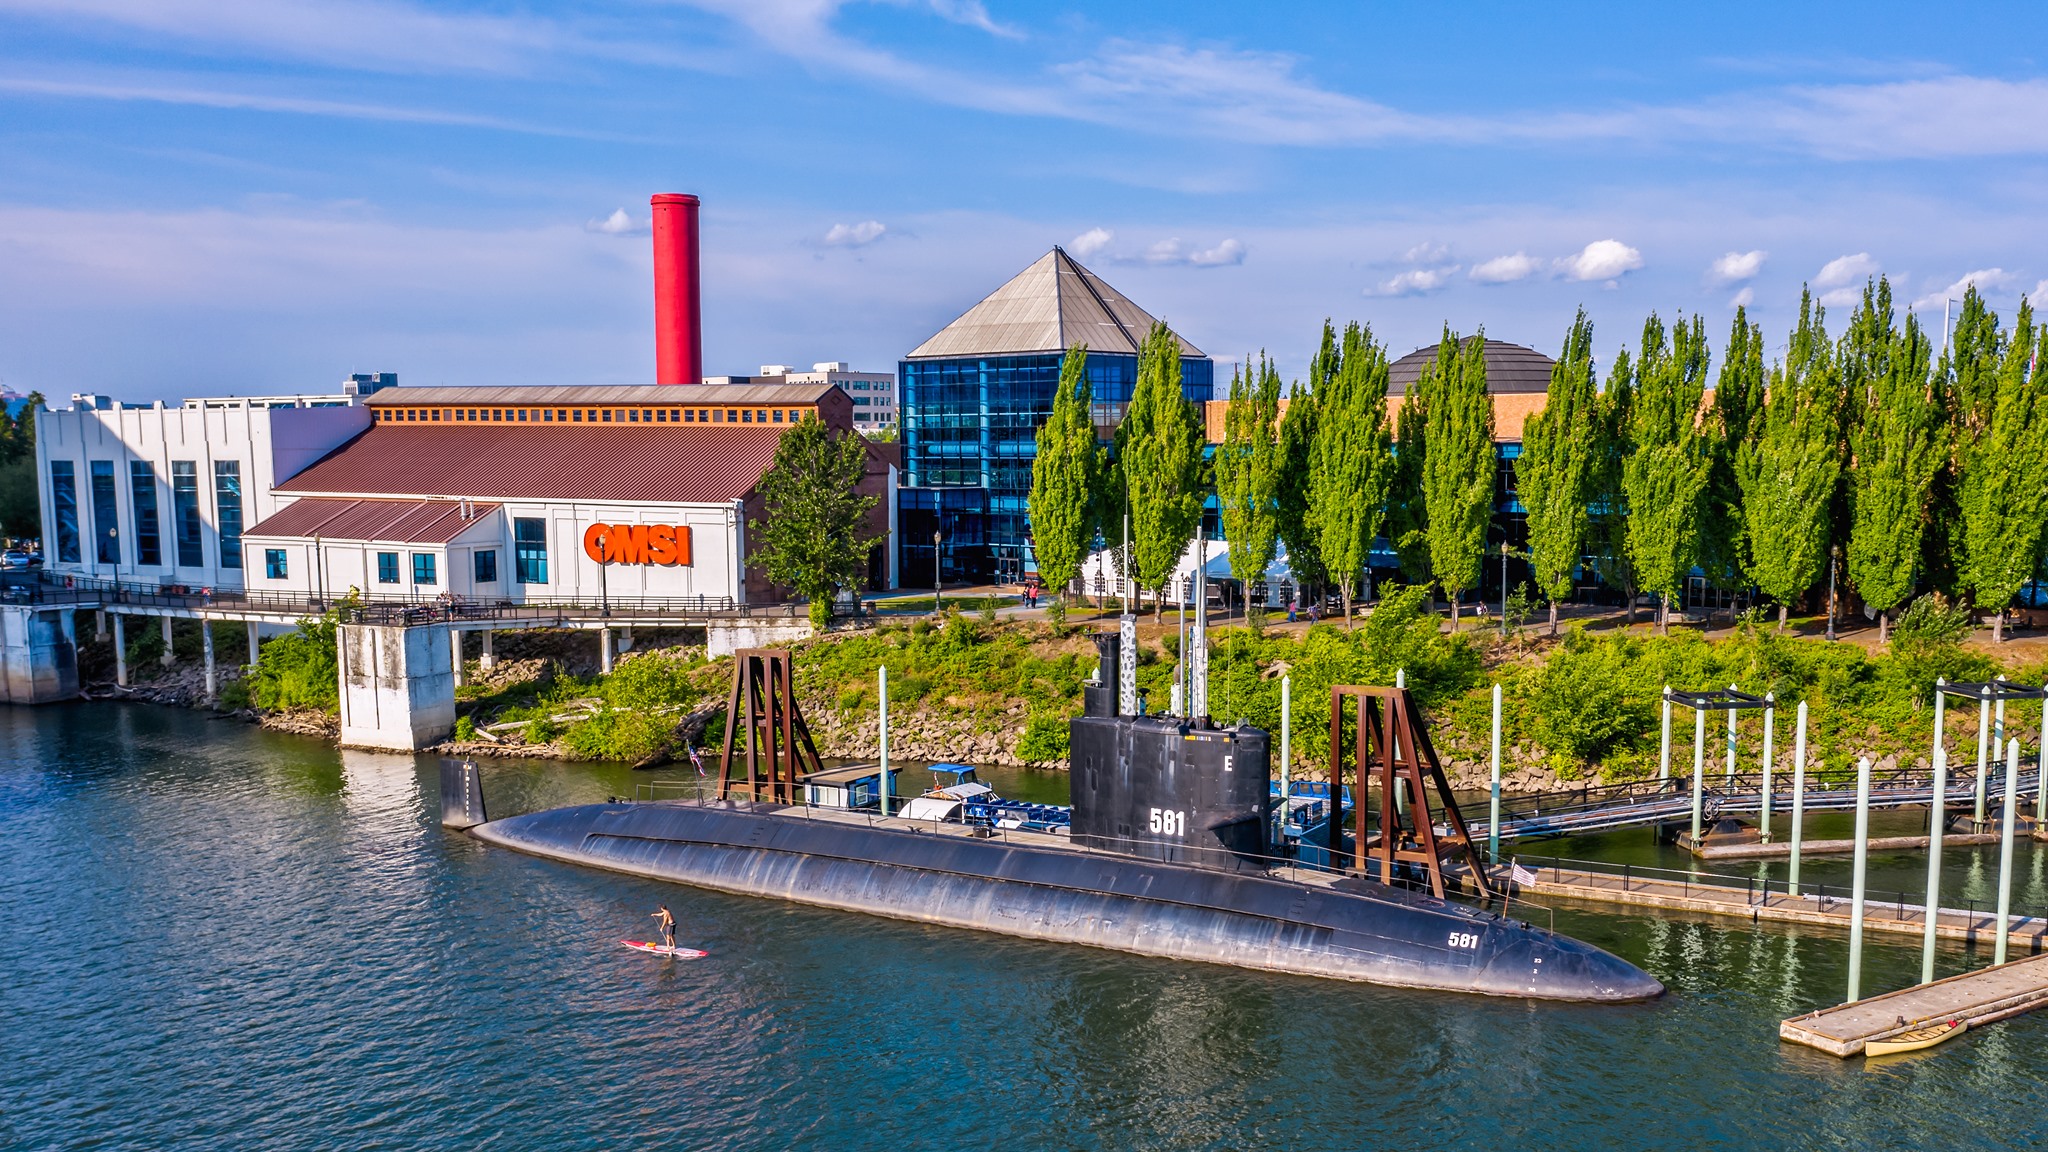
[[1498, 544, 1509, 638], [932, 529, 942, 612], [1826, 545, 1838, 642]]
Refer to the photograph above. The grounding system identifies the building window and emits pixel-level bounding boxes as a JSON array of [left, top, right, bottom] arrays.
[[602, 410, 613, 423], [627, 409, 638, 423], [474, 549, 498, 584], [586, 409, 597, 422], [642, 409, 653, 422], [49, 460, 80, 563], [757, 409, 768, 422], [542, 409, 553, 422], [741, 409, 752, 422], [413, 553, 437, 585], [377, 552, 400, 584], [431, 409, 441, 421], [89, 461, 120, 565], [171, 461, 203, 568], [129, 461, 161, 566], [514, 517, 548, 584], [572, 409, 583, 422], [773, 409, 784, 423], [518, 409, 528, 422], [265, 549, 288, 579], [215, 461, 243, 569]]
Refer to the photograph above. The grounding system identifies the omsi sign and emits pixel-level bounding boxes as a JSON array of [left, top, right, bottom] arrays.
[[583, 523, 693, 566]]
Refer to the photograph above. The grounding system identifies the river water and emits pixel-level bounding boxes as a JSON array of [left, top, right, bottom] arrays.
[[6, 704, 2048, 1150]]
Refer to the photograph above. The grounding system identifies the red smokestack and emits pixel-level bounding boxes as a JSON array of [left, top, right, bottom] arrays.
[[650, 193, 702, 385]]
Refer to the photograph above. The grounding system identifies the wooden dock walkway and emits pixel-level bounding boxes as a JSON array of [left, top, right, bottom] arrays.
[[1780, 953, 2048, 1056], [1503, 860, 2048, 951]]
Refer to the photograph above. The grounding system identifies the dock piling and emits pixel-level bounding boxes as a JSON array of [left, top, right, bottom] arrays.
[[202, 620, 215, 702], [1996, 737, 2021, 965], [1725, 685, 1739, 781], [1922, 743, 1948, 984], [1976, 685, 1992, 825], [1690, 706, 1707, 844], [1280, 675, 1291, 819], [1790, 702, 1807, 896], [1848, 756, 1872, 1003], [1760, 695, 1775, 841], [1489, 682, 1502, 865], [1659, 686, 1672, 782], [878, 666, 890, 818], [113, 615, 127, 687]]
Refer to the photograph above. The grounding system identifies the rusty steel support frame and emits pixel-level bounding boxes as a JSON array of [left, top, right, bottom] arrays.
[[717, 648, 824, 803], [1329, 685, 1495, 901]]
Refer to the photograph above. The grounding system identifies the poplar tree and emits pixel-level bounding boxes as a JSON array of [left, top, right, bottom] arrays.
[[1623, 313, 1712, 634], [1026, 345, 1101, 620], [1738, 291, 1842, 631], [1308, 322, 1394, 628], [1957, 299, 2048, 641], [1519, 310, 1598, 636], [1388, 340, 1435, 589], [1421, 328, 1495, 629], [1846, 281, 1942, 642], [1922, 287, 2002, 594], [1701, 309, 1765, 591], [1274, 376, 1323, 605], [1589, 349, 1638, 623], [1217, 353, 1283, 626], [1119, 322, 1205, 621]]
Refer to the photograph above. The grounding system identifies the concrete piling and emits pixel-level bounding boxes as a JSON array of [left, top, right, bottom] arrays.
[[1789, 703, 1808, 896], [598, 628, 613, 675], [1921, 743, 1948, 985], [1279, 675, 1291, 823], [1847, 756, 1872, 1003], [201, 621, 215, 702], [247, 620, 260, 667], [1690, 706, 1707, 844], [1976, 685, 1993, 825], [160, 617, 174, 667], [450, 630, 465, 688], [112, 615, 127, 687], [1489, 682, 1502, 866], [1659, 686, 1672, 782], [1760, 695, 1776, 840], [480, 629, 496, 672], [879, 666, 891, 818], [1996, 737, 2021, 966], [1724, 685, 1738, 781]]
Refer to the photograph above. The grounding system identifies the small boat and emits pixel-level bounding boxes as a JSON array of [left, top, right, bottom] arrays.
[[1866, 1019, 1965, 1056]]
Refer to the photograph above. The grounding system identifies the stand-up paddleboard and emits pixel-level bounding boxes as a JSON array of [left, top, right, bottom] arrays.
[[623, 940, 708, 959]]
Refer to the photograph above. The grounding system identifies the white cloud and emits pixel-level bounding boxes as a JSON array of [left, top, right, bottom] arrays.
[[1370, 266, 1459, 296], [585, 208, 640, 235], [1402, 241, 1450, 264], [1815, 252, 1879, 288], [1136, 236, 1245, 267], [1912, 268, 2014, 310], [823, 220, 887, 247], [923, 0, 1024, 39], [1730, 286, 1755, 308], [2036, 279, 2048, 302], [1470, 252, 1538, 284], [1818, 287, 1860, 308], [1708, 249, 1766, 284], [1069, 227, 1112, 259], [1557, 240, 1642, 282]]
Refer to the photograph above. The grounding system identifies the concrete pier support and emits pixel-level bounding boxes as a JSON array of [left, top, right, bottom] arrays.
[[599, 627, 614, 674], [113, 615, 128, 687], [0, 606, 79, 703], [202, 621, 216, 702], [479, 629, 496, 672], [705, 617, 813, 658], [617, 626, 633, 655], [248, 621, 260, 667], [160, 617, 175, 667], [95, 610, 106, 641], [450, 630, 465, 688], [337, 623, 456, 751]]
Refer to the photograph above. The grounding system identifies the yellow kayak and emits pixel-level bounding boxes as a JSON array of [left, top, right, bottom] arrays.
[[1866, 1019, 1965, 1057]]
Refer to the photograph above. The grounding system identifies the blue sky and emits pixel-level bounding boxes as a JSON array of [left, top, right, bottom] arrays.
[[4, 1, 2048, 399]]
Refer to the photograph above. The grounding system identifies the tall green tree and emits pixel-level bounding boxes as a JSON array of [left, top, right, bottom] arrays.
[[1217, 352, 1283, 625], [1388, 340, 1435, 589], [1273, 375, 1324, 605], [1846, 280, 1943, 642], [1956, 298, 2048, 641], [1519, 310, 1599, 635], [749, 413, 881, 627], [1738, 291, 1842, 630], [1622, 313, 1713, 633], [1118, 321, 1206, 620], [1308, 322, 1395, 628], [1588, 350, 1638, 623], [0, 393, 41, 540], [1420, 328, 1495, 629], [1026, 345, 1102, 618], [1700, 309, 1765, 591]]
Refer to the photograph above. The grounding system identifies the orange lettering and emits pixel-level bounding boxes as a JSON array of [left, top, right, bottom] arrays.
[[605, 524, 650, 564], [648, 524, 678, 565], [582, 523, 608, 563], [673, 525, 692, 567]]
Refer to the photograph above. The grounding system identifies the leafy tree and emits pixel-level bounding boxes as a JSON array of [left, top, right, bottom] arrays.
[[1588, 349, 1638, 623], [1845, 280, 1944, 642], [1622, 313, 1713, 634], [1118, 322, 1205, 620], [749, 413, 881, 627], [1388, 338, 1435, 590], [1217, 353, 1283, 627], [1274, 375, 1323, 605], [0, 393, 42, 540], [1700, 309, 1764, 590], [1738, 291, 1842, 631], [1421, 328, 1494, 629], [1956, 299, 2048, 641], [1308, 322, 1394, 628], [1027, 345, 1101, 615], [1519, 310, 1599, 635]]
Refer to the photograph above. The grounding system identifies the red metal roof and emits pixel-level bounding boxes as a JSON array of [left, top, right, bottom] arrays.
[[275, 425, 787, 504], [244, 498, 500, 544]]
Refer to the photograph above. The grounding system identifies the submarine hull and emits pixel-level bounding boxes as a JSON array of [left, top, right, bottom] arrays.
[[471, 800, 1662, 1002]]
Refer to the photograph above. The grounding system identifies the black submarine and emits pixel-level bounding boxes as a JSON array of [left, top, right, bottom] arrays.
[[454, 635, 1662, 1002]]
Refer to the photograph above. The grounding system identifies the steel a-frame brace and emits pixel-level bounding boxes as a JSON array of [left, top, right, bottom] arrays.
[[717, 648, 825, 803], [1329, 685, 1495, 901]]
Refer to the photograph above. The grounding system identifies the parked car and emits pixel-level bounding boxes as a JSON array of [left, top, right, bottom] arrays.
[[0, 551, 31, 570]]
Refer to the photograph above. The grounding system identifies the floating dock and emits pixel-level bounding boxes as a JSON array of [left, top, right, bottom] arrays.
[[1780, 953, 2048, 1056], [1506, 860, 2048, 951]]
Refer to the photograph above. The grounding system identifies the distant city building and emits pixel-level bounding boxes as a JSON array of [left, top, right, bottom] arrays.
[[705, 362, 896, 433], [897, 247, 1212, 584]]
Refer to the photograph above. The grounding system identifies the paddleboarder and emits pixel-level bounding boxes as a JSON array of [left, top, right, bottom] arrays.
[[652, 905, 676, 951]]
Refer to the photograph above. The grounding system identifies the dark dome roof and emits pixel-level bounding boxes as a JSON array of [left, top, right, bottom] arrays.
[[1386, 339, 1554, 396]]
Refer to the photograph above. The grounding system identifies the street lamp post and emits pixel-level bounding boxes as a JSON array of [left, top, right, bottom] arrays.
[[932, 529, 942, 612], [1499, 545, 1509, 638], [1826, 545, 1838, 642]]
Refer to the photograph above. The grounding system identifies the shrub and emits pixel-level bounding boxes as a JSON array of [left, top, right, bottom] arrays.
[[1528, 629, 1649, 776], [560, 709, 674, 762], [1014, 709, 1071, 766], [243, 596, 356, 713], [454, 715, 476, 742]]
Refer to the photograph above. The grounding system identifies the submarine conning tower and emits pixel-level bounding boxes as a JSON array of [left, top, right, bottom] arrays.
[[1068, 632, 1272, 867]]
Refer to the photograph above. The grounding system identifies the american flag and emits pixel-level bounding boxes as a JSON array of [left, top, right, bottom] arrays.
[[687, 744, 705, 776]]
